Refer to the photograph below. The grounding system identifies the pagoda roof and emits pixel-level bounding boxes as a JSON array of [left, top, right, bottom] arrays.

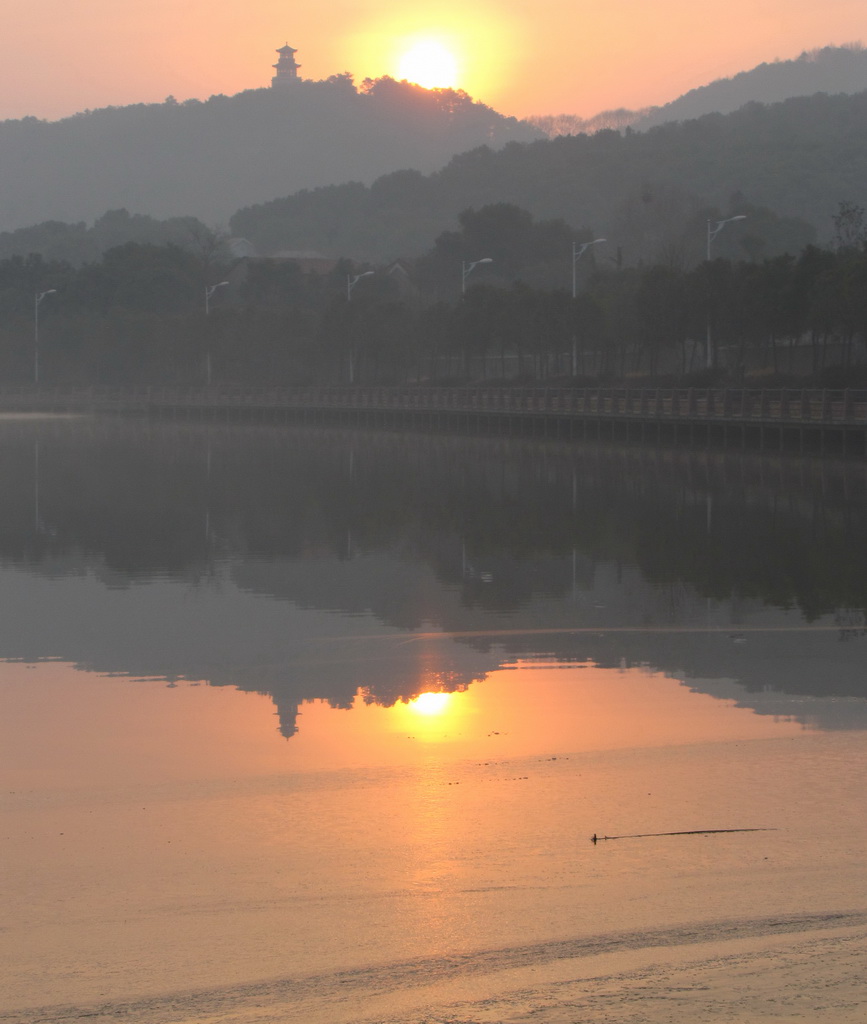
[[276, 43, 298, 54]]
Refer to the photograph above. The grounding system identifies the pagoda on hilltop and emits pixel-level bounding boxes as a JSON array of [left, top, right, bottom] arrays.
[[272, 44, 301, 87]]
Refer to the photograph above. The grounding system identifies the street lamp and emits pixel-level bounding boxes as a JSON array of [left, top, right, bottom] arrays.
[[346, 271, 375, 383], [204, 280, 229, 315], [571, 239, 606, 299], [204, 281, 229, 386], [570, 240, 605, 377], [706, 215, 746, 261], [34, 289, 56, 385], [347, 270, 374, 301], [461, 258, 493, 295], [705, 216, 746, 368]]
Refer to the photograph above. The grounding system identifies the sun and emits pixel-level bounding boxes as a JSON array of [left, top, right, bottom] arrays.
[[396, 40, 459, 90]]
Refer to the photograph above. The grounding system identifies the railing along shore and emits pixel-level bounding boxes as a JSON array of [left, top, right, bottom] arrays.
[[1, 384, 866, 425], [5, 385, 867, 454]]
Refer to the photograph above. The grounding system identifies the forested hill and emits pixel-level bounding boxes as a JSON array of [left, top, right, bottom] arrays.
[[530, 44, 867, 138], [230, 89, 867, 263], [0, 76, 540, 233], [636, 44, 867, 129]]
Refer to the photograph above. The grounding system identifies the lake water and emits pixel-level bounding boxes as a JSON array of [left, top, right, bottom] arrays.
[[1, 415, 866, 1023]]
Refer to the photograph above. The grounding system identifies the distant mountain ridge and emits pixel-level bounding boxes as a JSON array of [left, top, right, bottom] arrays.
[[637, 43, 867, 128], [0, 76, 540, 233], [228, 88, 867, 263], [529, 44, 867, 136]]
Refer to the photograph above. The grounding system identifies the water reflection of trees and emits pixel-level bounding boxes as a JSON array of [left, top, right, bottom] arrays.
[[2, 418, 867, 729], [2, 419, 867, 624]]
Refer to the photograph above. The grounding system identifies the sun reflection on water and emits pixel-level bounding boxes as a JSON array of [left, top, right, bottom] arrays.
[[408, 691, 452, 715], [389, 687, 471, 744]]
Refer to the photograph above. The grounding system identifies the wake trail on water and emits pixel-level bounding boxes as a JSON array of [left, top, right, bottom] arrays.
[[11, 909, 867, 1024]]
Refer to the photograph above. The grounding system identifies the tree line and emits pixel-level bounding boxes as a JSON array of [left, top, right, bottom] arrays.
[[0, 201, 865, 388]]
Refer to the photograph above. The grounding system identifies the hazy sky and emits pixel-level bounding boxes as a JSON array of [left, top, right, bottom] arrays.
[[3, 0, 864, 122]]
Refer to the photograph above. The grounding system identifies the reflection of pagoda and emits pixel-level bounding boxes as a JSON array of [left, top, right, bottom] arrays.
[[272, 43, 301, 87]]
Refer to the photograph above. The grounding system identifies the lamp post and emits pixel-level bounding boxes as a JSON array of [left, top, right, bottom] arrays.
[[461, 258, 492, 295], [204, 280, 229, 315], [346, 272, 374, 383], [34, 289, 56, 385], [706, 215, 746, 261], [347, 271, 374, 301], [571, 239, 606, 299], [204, 281, 229, 385], [705, 216, 745, 369], [570, 240, 605, 377]]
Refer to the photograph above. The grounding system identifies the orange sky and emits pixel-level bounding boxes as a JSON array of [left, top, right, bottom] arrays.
[[1, 0, 864, 122]]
